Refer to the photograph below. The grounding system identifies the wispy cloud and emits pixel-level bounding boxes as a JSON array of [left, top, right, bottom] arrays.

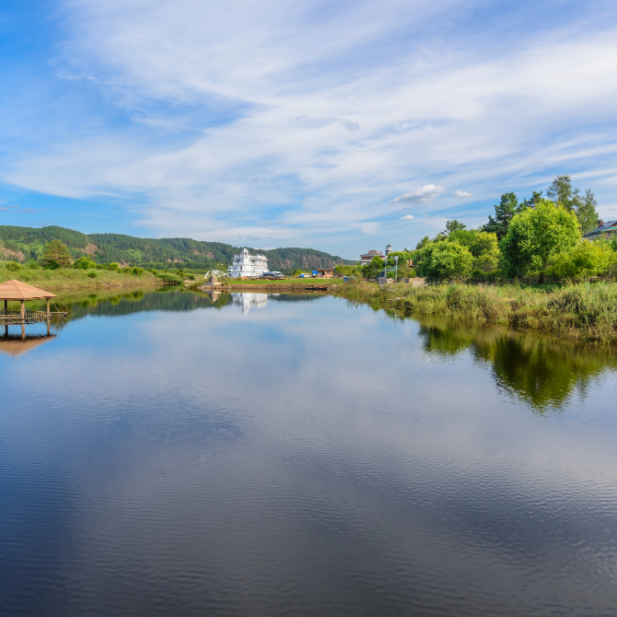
[[1, 0, 617, 252], [400, 214, 415, 220]]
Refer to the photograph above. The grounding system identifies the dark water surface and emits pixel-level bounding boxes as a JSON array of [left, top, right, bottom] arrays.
[[2, 290, 617, 616]]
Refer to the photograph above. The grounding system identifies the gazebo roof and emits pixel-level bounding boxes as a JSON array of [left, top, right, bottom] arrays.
[[0, 280, 56, 300]]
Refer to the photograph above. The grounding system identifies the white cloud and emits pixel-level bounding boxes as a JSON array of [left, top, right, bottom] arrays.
[[400, 214, 415, 220], [1, 0, 617, 252], [392, 185, 445, 204], [454, 190, 472, 198]]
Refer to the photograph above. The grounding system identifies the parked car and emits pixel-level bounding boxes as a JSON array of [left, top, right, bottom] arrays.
[[261, 271, 285, 280]]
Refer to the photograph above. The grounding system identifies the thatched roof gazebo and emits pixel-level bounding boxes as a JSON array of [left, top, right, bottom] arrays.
[[0, 280, 62, 337]]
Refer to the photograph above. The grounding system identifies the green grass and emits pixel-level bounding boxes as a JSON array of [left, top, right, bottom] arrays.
[[336, 280, 617, 341], [0, 264, 163, 291]]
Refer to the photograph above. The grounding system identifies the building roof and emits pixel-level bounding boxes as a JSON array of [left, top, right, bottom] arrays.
[[584, 220, 617, 237], [0, 280, 57, 300]]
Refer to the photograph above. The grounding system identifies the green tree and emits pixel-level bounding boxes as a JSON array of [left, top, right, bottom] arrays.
[[445, 220, 466, 235], [362, 255, 386, 279], [73, 256, 97, 270], [483, 193, 520, 240], [42, 240, 72, 268], [547, 240, 616, 278], [500, 200, 581, 277], [415, 236, 430, 250], [449, 229, 500, 273], [546, 174, 581, 211], [576, 189, 600, 234], [520, 191, 543, 210], [416, 241, 474, 279]]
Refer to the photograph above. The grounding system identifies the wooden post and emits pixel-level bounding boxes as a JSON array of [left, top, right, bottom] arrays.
[[3, 300, 7, 337], [46, 298, 51, 336], [21, 300, 25, 340]]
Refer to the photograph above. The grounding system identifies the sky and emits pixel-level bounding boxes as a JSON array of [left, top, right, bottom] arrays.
[[1, 0, 617, 259]]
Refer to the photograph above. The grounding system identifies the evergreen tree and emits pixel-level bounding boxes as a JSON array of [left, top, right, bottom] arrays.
[[483, 193, 520, 240], [444, 220, 466, 235], [520, 191, 543, 209], [42, 240, 73, 268]]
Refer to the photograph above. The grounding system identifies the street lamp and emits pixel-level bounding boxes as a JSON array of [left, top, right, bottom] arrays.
[[394, 255, 399, 282]]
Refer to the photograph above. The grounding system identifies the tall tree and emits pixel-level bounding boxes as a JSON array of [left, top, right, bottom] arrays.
[[483, 193, 520, 240], [520, 191, 543, 209], [42, 239, 73, 268], [444, 220, 466, 235], [500, 199, 581, 278], [546, 175, 581, 211], [575, 189, 600, 234]]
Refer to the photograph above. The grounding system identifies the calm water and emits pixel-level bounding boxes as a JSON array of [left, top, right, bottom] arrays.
[[1, 290, 617, 617]]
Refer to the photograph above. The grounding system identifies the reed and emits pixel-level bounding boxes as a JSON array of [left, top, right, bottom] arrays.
[[336, 280, 617, 341]]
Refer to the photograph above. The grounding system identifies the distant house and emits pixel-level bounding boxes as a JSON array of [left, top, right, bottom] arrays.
[[583, 221, 617, 241], [227, 248, 268, 278], [359, 250, 385, 265], [315, 269, 334, 278]]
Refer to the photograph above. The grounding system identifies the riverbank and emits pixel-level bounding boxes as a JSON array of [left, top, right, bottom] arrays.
[[197, 278, 338, 292], [335, 280, 617, 341], [0, 267, 163, 292]]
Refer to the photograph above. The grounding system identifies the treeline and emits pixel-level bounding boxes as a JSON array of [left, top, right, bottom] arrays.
[[362, 175, 614, 282], [0, 225, 352, 271]]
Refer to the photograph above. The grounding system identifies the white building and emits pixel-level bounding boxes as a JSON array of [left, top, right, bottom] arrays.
[[227, 248, 268, 278]]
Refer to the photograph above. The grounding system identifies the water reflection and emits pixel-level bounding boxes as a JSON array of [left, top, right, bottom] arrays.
[[0, 334, 56, 357], [418, 319, 617, 411], [232, 292, 269, 314], [2, 291, 617, 616]]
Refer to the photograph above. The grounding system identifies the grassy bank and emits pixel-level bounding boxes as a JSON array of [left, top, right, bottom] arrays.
[[336, 280, 617, 341], [0, 266, 163, 292]]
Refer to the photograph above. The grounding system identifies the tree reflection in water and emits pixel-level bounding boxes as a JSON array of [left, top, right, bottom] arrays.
[[417, 319, 617, 412]]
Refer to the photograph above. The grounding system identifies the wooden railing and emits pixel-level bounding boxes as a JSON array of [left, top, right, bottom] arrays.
[[0, 311, 53, 325]]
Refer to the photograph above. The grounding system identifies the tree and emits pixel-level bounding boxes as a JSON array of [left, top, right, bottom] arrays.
[[499, 200, 581, 278], [520, 191, 543, 209], [576, 189, 600, 234], [547, 240, 616, 278], [483, 193, 520, 240], [73, 256, 97, 270], [415, 236, 430, 250], [42, 240, 72, 268], [445, 220, 466, 235], [416, 241, 474, 279], [448, 229, 500, 273], [362, 255, 385, 279], [546, 174, 581, 211]]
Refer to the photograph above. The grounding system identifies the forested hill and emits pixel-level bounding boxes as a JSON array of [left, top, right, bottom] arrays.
[[0, 225, 354, 270]]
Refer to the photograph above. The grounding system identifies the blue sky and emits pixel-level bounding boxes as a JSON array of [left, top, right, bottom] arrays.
[[1, 0, 617, 258]]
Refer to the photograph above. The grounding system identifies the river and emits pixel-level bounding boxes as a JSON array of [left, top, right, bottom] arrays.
[[1, 290, 617, 616]]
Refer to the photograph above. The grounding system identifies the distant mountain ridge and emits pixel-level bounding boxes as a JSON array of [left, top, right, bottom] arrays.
[[0, 225, 354, 271]]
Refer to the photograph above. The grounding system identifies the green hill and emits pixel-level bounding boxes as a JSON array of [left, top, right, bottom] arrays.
[[0, 225, 354, 271]]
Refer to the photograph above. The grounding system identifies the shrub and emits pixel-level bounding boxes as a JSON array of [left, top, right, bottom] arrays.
[[108, 263, 120, 271], [547, 241, 617, 278], [416, 241, 474, 279], [87, 270, 98, 278], [157, 271, 182, 285], [73, 256, 97, 270], [5, 261, 22, 272], [26, 260, 40, 270], [132, 267, 144, 276]]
